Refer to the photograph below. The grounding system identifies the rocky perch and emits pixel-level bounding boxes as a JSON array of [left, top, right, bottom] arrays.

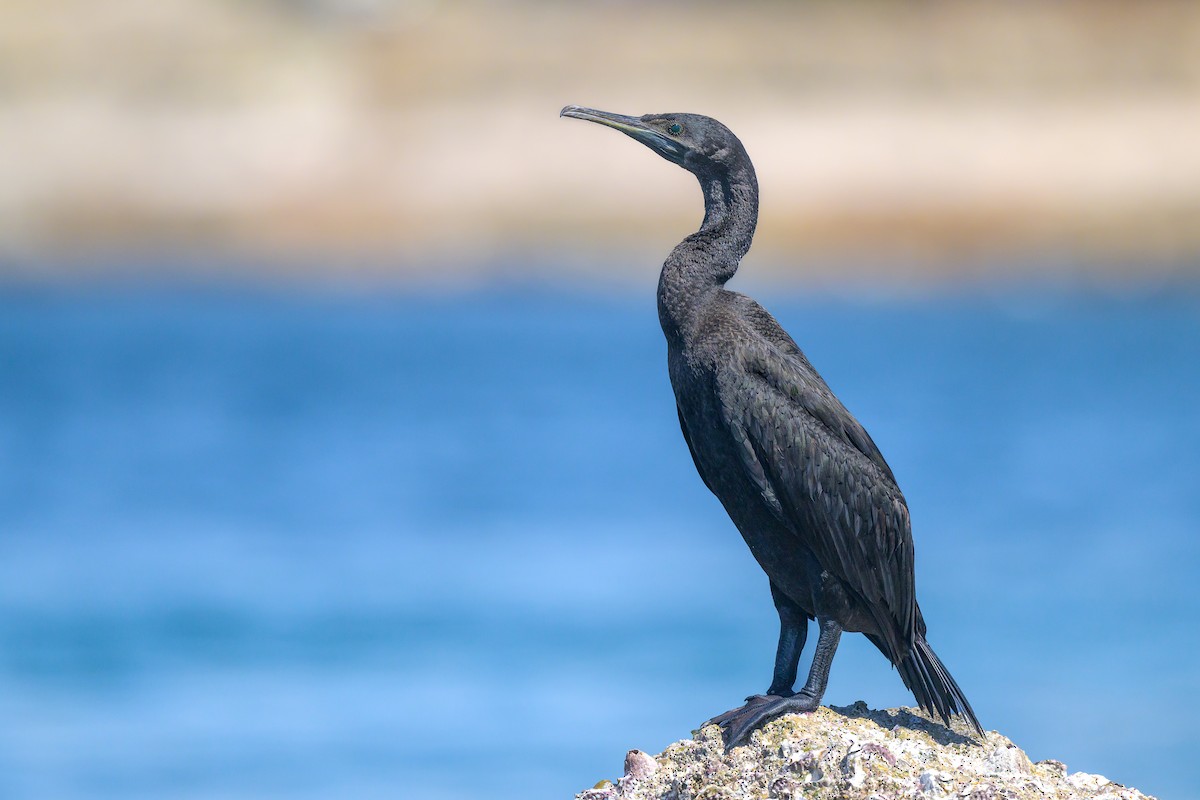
[[577, 703, 1155, 800]]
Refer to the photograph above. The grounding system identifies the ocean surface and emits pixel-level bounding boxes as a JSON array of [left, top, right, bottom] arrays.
[[0, 282, 1197, 800]]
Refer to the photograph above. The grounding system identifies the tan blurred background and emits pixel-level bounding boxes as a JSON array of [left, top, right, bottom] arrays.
[[2, 0, 1199, 283]]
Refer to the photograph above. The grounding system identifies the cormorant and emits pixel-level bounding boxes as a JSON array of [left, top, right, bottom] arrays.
[[560, 105, 982, 746]]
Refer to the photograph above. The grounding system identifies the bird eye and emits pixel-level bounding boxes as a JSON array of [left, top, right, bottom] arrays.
[[668, 123, 683, 135]]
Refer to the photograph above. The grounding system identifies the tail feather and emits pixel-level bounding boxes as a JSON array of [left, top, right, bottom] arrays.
[[895, 637, 983, 736]]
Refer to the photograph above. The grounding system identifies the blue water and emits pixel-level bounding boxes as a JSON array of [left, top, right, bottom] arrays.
[[1, 283, 1197, 799]]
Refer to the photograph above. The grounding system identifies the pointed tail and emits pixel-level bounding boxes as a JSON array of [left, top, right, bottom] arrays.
[[895, 636, 983, 736]]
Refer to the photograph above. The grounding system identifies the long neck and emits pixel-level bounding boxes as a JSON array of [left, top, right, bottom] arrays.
[[697, 162, 759, 262], [658, 160, 759, 340]]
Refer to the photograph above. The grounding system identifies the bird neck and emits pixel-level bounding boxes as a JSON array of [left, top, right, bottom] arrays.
[[697, 163, 759, 260], [658, 162, 759, 340]]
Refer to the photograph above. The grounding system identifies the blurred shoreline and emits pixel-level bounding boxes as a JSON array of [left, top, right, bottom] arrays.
[[5, 252, 1199, 299], [2, 0, 1198, 283]]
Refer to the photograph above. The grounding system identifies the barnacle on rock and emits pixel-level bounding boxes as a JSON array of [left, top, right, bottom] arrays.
[[575, 704, 1156, 800]]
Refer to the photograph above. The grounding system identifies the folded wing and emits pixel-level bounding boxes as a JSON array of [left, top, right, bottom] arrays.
[[715, 336, 918, 662]]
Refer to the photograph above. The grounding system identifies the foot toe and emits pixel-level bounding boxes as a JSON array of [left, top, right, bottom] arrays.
[[712, 693, 821, 749], [706, 693, 782, 728], [741, 693, 777, 704], [705, 706, 746, 727]]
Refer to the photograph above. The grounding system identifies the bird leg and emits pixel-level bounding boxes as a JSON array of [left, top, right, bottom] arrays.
[[708, 616, 843, 749], [708, 585, 805, 723], [749, 582, 808, 701]]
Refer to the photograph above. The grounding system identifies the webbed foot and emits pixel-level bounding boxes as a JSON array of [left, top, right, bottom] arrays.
[[705, 691, 819, 749]]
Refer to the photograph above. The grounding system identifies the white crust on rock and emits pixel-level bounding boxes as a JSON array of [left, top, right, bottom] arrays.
[[576, 704, 1156, 800]]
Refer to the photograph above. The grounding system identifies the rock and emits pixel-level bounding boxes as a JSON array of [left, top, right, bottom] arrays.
[[575, 704, 1156, 800], [917, 769, 950, 797], [625, 749, 659, 780]]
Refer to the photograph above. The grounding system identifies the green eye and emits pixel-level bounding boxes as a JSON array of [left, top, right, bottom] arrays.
[[668, 123, 683, 135]]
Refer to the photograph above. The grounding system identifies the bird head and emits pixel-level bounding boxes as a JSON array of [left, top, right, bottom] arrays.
[[560, 106, 748, 179]]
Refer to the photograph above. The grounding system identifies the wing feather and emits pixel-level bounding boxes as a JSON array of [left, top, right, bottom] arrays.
[[714, 339, 917, 659]]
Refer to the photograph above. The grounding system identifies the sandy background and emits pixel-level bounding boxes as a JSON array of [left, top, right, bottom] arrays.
[[3, 0, 1199, 283]]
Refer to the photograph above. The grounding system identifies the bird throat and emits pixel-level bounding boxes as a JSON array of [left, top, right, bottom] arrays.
[[658, 163, 759, 340], [700, 167, 759, 255]]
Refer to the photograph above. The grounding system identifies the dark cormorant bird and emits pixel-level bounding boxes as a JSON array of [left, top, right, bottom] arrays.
[[560, 105, 982, 746]]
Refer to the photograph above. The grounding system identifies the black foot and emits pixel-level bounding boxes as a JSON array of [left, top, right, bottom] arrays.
[[705, 691, 819, 749]]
